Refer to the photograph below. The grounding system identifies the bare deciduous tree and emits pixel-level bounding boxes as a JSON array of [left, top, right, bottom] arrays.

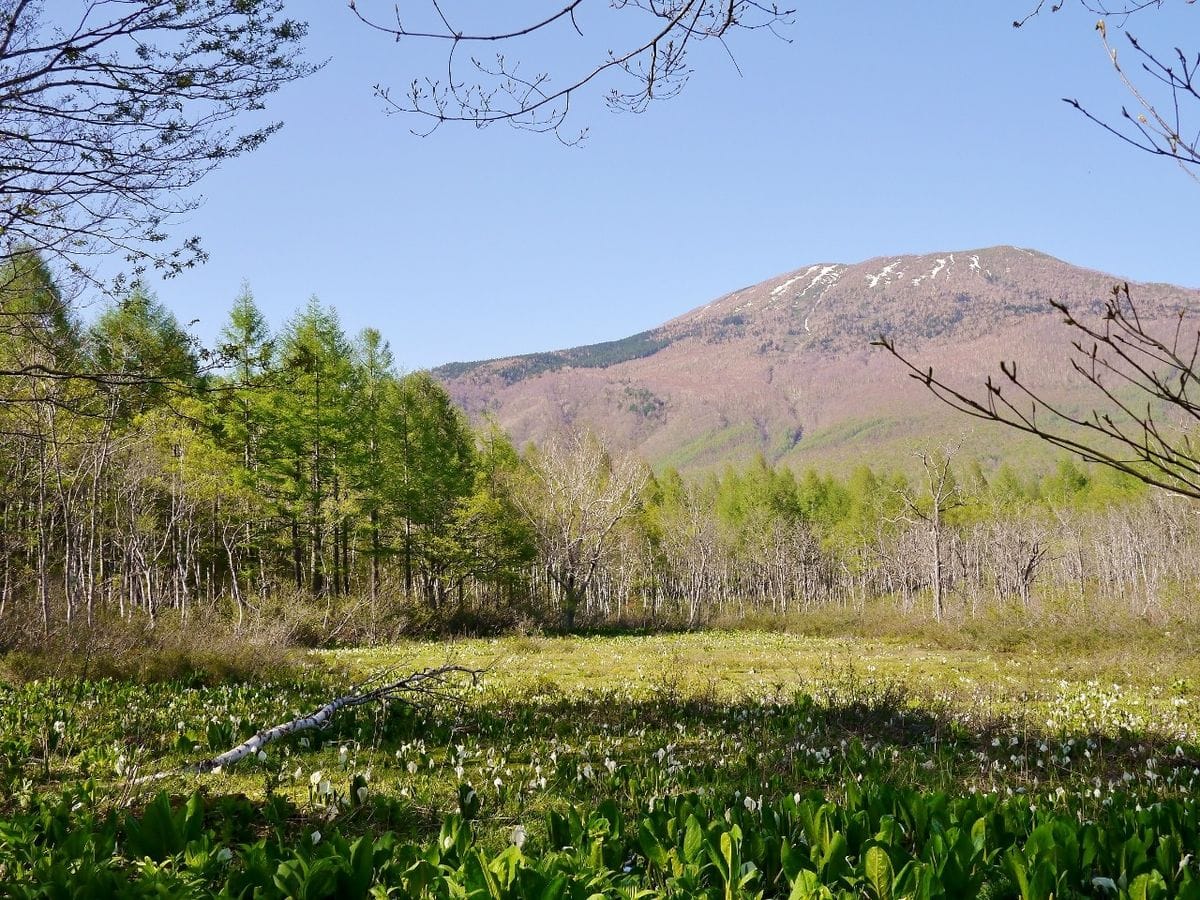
[[656, 482, 721, 626], [894, 446, 964, 622], [512, 428, 648, 629]]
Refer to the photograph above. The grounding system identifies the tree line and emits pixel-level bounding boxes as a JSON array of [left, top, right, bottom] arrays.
[[0, 251, 534, 640], [0, 251, 1192, 644]]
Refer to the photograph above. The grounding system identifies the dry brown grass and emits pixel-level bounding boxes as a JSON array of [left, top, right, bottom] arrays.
[[0, 607, 300, 684]]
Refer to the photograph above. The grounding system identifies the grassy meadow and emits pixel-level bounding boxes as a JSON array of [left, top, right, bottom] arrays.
[[3, 621, 1200, 897]]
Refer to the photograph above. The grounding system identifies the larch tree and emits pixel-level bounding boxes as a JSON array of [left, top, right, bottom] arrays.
[[445, 424, 537, 611], [266, 299, 356, 599], [86, 289, 201, 420], [211, 290, 275, 618], [388, 371, 477, 608], [218, 287, 274, 471], [351, 327, 395, 613]]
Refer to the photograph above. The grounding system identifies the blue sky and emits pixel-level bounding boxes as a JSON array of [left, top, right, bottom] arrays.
[[141, 2, 1198, 369]]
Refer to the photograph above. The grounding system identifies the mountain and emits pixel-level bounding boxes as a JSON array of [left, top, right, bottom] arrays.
[[434, 247, 1200, 472]]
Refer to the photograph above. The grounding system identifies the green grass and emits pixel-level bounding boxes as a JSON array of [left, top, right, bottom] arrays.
[[5, 625, 1200, 895]]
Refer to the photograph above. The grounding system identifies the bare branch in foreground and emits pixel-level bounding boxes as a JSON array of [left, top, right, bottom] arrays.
[[1014, 0, 1200, 180], [0, 1, 315, 293], [350, 1, 794, 143], [873, 284, 1200, 501]]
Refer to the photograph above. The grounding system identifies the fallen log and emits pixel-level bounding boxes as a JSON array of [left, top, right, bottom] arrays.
[[132, 664, 481, 785]]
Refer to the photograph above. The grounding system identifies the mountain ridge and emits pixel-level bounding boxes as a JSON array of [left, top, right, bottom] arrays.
[[434, 246, 1200, 472]]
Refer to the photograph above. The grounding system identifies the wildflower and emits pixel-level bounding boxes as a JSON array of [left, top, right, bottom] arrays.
[[311, 831, 322, 845], [511, 824, 527, 848], [216, 848, 233, 863]]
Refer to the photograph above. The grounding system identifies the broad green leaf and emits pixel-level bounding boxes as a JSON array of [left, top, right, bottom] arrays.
[[864, 846, 894, 900]]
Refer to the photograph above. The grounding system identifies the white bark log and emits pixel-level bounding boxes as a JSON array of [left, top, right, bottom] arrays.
[[133, 665, 479, 785]]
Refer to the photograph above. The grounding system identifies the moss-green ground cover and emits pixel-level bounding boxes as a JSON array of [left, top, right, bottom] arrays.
[[3, 630, 1200, 897]]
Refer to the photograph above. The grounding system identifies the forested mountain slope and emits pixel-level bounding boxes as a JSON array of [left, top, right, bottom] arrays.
[[435, 246, 1200, 471]]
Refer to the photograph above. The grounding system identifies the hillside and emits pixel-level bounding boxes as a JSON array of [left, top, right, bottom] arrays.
[[434, 246, 1200, 471]]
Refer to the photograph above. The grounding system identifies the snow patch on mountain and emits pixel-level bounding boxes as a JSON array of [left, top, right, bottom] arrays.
[[801, 265, 841, 297], [799, 265, 844, 332], [866, 260, 902, 288], [769, 268, 815, 298]]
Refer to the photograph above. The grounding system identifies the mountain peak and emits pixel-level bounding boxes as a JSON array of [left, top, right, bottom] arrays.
[[436, 248, 1199, 471]]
